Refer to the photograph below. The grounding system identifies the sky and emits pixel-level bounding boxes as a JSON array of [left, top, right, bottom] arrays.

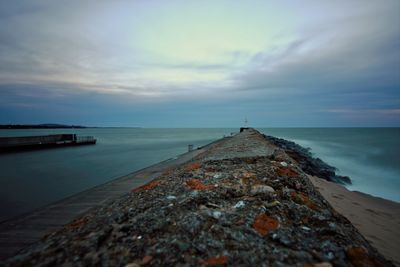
[[0, 0, 399, 127]]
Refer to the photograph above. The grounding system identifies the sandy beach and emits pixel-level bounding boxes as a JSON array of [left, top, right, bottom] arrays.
[[309, 175, 400, 266]]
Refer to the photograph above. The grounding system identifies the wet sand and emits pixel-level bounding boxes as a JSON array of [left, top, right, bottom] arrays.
[[309, 175, 400, 266]]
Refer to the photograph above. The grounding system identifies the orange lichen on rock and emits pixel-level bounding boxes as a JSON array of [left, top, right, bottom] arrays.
[[185, 162, 202, 172], [162, 169, 174, 176], [203, 255, 228, 266], [252, 213, 279, 236], [240, 172, 258, 186], [186, 179, 214, 190], [142, 255, 153, 265], [131, 180, 161, 193], [67, 217, 89, 230], [346, 247, 382, 267], [291, 191, 319, 210], [276, 167, 298, 177]]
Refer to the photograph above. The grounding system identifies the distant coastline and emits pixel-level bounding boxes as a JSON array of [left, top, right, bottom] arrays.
[[0, 124, 90, 129]]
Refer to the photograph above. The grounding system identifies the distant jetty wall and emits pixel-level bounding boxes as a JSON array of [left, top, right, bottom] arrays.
[[0, 134, 96, 152]]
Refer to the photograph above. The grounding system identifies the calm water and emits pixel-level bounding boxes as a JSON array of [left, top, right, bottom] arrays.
[[0, 128, 399, 221], [0, 128, 236, 221]]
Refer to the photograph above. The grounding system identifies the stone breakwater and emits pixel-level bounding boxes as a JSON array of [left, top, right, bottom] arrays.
[[5, 129, 393, 266], [264, 135, 351, 185]]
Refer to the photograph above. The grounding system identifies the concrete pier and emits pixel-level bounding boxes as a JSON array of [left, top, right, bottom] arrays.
[[2, 129, 393, 266], [0, 136, 229, 260]]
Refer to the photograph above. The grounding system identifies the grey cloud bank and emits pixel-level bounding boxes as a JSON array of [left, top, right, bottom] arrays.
[[0, 0, 399, 127]]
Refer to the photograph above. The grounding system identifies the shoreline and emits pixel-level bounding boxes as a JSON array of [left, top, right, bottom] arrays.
[[309, 175, 400, 266], [5, 128, 394, 266], [267, 134, 400, 265]]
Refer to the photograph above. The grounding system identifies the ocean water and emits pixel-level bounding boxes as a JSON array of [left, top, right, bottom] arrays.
[[0, 128, 236, 221], [0, 128, 399, 222], [259, 128, 400, 202]]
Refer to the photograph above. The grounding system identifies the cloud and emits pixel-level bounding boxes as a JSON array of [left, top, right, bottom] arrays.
[[233, 25, 399, 95], [0, 0, 399, 126], [326, 109, 400, 115]]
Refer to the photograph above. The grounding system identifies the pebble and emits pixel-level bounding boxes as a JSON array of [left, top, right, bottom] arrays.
[[314, 263, 332, 267], [166, 195, 177, 200], [325, 251, 335, 260], [206, 202, 221, 209], [280, 162, 288, 167], [233, 200, 245, 209], [212, 211, 222, 219], [265, 200, 280, 208], [213, 173, 222, 179], [189, 191, 199, 197], [250, 184, 275, 195], [328, 222, 337, 230]]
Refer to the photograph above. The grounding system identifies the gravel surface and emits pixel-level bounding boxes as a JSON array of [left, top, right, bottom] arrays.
[[4, 129, 393, 267]]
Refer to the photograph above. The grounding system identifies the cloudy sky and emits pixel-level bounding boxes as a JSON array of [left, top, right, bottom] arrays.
[[0, 0, 399, 127]]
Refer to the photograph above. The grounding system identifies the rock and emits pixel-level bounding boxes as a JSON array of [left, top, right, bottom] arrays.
[[142, 255, 153, 265], [203, 255, 228, 265], [205, 202, 221, 209], [252, 213, 279, 236], [186, 179, 214, 190], [166, 195, 177, 200], [131, 180, 161, 192], [265, 200, 280, 208], [250, 184, 275, 195], [213, 173, 222, 179], [346, 246, 380, 267], [179, 212, 204, 235], [276, 167, 299, 177], [314, 263, 333, 267], [265, 135, 352, 185], [280, 161, 288, 167], [212, 211, 222, 219], [233, 200, 245, 209]]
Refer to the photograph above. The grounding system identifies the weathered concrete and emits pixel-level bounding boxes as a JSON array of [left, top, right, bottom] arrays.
[[0, 136, 230, 260], [3, 128, 393, 266], [202, 128, 275, 161]]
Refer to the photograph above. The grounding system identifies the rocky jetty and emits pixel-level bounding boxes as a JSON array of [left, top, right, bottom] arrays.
[[5, 129, 392, 266], [264, 135, 351, 185]]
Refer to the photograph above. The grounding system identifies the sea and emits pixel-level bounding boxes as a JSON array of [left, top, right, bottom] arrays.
[[0, 128, 399, 222]]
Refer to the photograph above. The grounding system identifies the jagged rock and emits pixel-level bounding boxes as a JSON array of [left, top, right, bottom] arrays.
[[265, 135, 352, 185]]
